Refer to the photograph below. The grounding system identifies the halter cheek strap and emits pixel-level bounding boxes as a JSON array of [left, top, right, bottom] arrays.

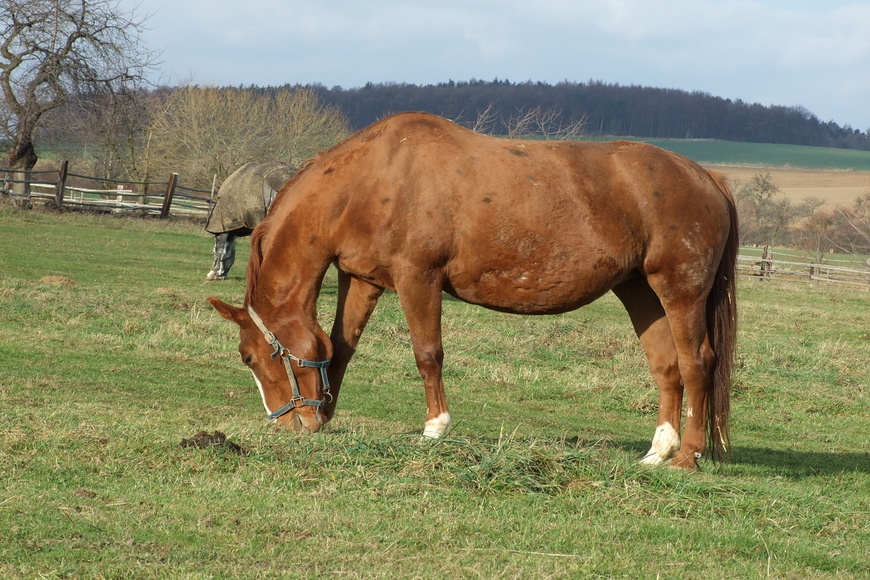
[[246, 305, 332, 423]]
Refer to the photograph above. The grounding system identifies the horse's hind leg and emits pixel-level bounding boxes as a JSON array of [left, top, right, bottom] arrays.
[[645, 274, 716, 470], [613, 279, 683, 465], [325, 270, 384, 420]]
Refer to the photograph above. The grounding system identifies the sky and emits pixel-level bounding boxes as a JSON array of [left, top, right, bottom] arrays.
[[127, 0, 870, 132]]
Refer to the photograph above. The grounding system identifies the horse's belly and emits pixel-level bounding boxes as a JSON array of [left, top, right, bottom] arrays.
[[447, 259, 629, 315]]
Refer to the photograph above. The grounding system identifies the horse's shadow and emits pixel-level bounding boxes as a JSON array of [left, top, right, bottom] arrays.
[[611, 438, 870, 477]]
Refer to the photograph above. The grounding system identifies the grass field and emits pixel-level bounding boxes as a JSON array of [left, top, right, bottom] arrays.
[[1, 207, 869, 578]]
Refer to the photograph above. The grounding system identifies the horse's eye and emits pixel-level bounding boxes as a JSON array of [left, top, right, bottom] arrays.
[[242, 354, 253, 366]]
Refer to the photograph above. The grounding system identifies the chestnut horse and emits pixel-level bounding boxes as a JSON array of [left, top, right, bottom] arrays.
[[209, 112, 737, 469]]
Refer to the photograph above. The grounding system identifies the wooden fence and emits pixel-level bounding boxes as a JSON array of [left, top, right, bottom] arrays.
[[737, 248, 870, 290], [0, 161, 214, 219]]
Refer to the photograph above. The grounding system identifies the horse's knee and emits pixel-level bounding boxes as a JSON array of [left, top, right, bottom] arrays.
[[414, 347, 444, 380]]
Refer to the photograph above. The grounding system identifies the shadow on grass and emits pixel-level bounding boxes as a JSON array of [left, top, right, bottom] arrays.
[[727, 446, 870, 476], [611, 438, 869, 477]]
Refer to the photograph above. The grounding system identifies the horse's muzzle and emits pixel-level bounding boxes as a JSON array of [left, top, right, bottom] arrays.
[[276, 409, 326, 434]]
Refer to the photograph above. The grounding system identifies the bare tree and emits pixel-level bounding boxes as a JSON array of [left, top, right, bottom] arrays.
[[146, 86, 350, 189], [1, 0, 155, 199], [829, 192, 870, 267], [264, 88, 350, 164], [461, 103, 587, 139], [792, 196, 836, 262], [146, 86, 267, 188], [735, 173, 798, 246], [501, 105, 587, 139]]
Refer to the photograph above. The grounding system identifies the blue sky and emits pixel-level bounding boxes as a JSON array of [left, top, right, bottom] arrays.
[[128, 0, 870, 132]]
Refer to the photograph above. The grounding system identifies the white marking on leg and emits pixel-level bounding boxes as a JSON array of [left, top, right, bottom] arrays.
[[640, 422, 681, 465], [422, 412, 451, 438], [250, 370, 271, 415]]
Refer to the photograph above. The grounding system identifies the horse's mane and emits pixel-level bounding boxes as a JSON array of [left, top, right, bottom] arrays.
[[243, 225, 265, 308]]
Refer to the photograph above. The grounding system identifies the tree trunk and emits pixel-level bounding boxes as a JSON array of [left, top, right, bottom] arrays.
[[6, 136, 38, 207]]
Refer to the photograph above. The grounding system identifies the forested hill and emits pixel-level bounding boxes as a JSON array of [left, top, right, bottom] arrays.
[[291, 80, 868, 150]]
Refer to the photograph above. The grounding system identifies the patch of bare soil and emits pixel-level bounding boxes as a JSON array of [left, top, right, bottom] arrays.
[[705, 164, 870, 209]]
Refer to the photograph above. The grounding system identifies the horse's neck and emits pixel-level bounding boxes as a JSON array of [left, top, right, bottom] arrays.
[[252, 259, 328, 321]]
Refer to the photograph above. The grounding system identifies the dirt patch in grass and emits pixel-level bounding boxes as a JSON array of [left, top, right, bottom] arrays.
[[180, 430, 247, 454]]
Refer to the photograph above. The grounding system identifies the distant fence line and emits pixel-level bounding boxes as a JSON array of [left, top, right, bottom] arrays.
[[0, 161, 215, 219], [737, 247, 870, 290]]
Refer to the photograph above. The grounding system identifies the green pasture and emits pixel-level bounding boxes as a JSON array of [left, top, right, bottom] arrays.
[[583, 137, 870, 171], [1, 207, 868, 578]]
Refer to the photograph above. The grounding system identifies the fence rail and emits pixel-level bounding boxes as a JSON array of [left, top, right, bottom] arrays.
[[737, 253, 870, 290], [1, 161, 214, 219]]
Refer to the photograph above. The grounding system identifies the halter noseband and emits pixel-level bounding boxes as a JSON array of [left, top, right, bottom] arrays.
[[246, 305, 332, 423]]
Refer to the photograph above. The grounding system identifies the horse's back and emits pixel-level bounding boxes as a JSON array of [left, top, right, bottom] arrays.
[[271, 113, 733, 313], [336, 114, 730, 311]]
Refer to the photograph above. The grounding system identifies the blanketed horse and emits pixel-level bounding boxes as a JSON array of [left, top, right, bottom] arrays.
[[204, 161, 296, 280], [209, 112, 737, 469]]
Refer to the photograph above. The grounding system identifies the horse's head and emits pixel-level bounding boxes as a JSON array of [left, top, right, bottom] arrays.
[[208, 297, 333, 433]]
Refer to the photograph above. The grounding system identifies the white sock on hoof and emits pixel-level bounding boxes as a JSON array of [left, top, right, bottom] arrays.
[[640, 422, 681, 465], [422, 412, 451, 438]]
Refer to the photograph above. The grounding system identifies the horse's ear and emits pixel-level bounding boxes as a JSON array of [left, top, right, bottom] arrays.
[[207, 297, 245, 325]]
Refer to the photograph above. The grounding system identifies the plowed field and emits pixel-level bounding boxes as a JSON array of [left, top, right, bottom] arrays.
[[706, 164, 870, 209]]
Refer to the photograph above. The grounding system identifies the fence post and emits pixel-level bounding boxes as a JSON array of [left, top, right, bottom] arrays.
[[160, 173, 178, 218], [54, 160, 69, 207], [760, 245, 772, 280]]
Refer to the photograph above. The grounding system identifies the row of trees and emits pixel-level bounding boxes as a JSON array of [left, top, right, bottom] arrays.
[[302, 80, 870, 150]]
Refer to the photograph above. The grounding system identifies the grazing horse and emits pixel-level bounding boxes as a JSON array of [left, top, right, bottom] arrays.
[[209, 112, 737, 469], [205, 161, 296, 280]]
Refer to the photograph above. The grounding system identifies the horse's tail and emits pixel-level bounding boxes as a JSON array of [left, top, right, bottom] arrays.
[[705, 170, 738, 461]]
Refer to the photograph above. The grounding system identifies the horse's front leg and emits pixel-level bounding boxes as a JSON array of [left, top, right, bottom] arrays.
[[324, 270, 384, 420], [395, 278, 450, 438], [206, 232, 237, 280]]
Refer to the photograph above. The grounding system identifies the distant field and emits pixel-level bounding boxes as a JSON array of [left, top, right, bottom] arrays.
[[705, 164, 870, 210], [629, 139, 870, 171], [621, 138, 870, 210]]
